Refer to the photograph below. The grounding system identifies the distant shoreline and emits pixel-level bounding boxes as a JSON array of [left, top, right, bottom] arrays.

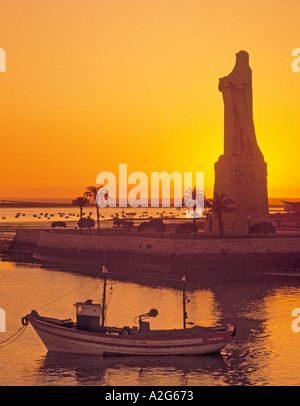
[[0, 203, 74, 208], [0, 197, 297, 210]]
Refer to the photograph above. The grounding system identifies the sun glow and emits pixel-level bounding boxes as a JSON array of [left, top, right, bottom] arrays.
[[0, 1, 299, 199]]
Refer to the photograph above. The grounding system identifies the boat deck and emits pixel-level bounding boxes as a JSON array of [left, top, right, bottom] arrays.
[[138, 326, 227, 338], [28, 310, 228, 338]]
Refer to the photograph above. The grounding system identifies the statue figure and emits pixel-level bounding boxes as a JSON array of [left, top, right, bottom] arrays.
[[218, 50, 263, 158]]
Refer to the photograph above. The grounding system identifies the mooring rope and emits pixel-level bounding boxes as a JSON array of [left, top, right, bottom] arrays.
[[0, 325, 28, 349], [0, 277, 104, 350]]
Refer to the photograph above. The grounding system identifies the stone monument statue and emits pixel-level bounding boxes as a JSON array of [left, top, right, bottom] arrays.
[[207, 51, 270, 236], [218, 50, 263, 159]]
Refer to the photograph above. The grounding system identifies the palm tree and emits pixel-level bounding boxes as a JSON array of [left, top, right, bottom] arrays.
[[72, 196, 89, 233], [211, 192, 238, 238], [177, 186, 208, 237], [84, 186, 104, 234]]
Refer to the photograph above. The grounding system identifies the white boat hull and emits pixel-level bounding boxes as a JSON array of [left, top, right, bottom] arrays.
[[27, 315, 235, 356]]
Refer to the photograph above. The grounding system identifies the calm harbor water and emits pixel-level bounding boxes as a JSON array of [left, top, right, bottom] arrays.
[[0, 206, 185, 225], [0, 205, 283, 226], [0, 256, 300, 386]]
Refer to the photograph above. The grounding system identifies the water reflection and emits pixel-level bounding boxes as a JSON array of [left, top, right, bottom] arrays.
[[260, 288, 300, 385], [37, 352, 228, 386], [220, 284, 300, 386], [1, 259, 300, 385]]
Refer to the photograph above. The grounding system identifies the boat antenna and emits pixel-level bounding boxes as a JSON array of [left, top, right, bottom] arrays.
[[101, 265, 108, 331], [182, 274, 187, 329]]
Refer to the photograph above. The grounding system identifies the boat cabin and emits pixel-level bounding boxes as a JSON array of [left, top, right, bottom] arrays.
[[74, 300, 101, 332], [74, 299, 139, 335]]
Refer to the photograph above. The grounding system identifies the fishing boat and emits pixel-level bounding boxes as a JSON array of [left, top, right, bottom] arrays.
[[22, 268, 236, 356]]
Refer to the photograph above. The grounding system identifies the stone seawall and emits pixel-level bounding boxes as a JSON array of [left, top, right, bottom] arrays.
[[7, 229, 300, 280], [8, 229, 300, 278], [32, 231, 300, 256], [9, 229, 42, 253]]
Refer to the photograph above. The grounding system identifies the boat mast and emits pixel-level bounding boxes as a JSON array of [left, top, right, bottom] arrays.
[[101, 266, 108, 330], [182, 275, 187, 329]]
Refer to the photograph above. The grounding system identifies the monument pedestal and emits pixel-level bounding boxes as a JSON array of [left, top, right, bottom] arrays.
[[206, 154, 269, 236]]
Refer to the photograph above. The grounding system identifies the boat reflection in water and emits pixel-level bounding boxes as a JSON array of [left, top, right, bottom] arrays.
[[38, 351, 229, 386]]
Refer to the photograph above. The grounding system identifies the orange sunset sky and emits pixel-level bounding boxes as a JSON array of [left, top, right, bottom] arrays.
[[0, 0, 299, 200]]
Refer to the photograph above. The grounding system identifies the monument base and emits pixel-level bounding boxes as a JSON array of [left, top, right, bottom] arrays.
[[206, 154, 270, 236]]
